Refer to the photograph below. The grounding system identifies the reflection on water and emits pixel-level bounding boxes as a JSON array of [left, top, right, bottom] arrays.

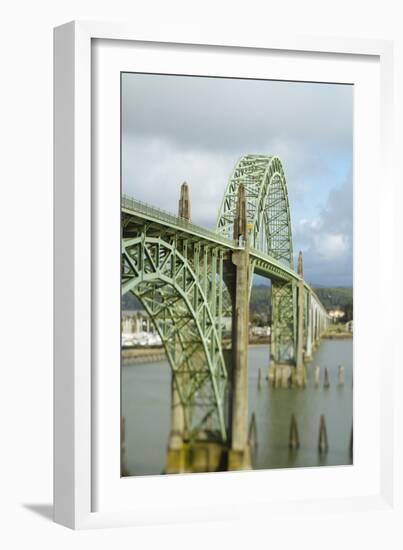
[[122, 339, 353, 476]]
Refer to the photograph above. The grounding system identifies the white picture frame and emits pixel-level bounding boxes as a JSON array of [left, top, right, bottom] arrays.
[[54, 20, 395, 529]]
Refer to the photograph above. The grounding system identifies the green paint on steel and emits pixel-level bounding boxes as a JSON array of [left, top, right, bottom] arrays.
[[122, 235, 228, 441], [217, 155, 296, 365], [216, 155, 293, 267], [121, 155, 330, 443]]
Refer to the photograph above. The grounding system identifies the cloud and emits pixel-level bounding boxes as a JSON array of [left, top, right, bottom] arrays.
[[122, 73, 353, 286], [122, 74, 353, 155], [293, 178, 353, 286], [122, 136, 238, 228], [314, 233, 348, 260]]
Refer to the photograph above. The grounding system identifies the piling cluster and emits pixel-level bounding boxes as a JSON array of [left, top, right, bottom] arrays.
[[258, 364, 352, 459], [248, 412, 258, 450], [264, 363, 347, 390], [286, 413, 336, 455]]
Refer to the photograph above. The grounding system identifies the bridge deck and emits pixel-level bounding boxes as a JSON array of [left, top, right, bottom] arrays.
[[122, 195, 328, 315]]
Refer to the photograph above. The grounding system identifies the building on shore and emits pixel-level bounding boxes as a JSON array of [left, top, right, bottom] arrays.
[[328, 308, 345, 322], [345, 320, 353, 333], [122, 310, 162, 347], [122, 310, 155, 334], [249, 325, 271, 338], [122, 309, 271, 347]]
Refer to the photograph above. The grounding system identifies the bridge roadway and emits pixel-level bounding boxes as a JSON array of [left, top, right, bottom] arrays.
[[122, 194, 327, 316]]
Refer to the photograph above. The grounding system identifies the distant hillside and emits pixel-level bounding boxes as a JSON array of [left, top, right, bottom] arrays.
[[249, 285, 353, 308], [122, 284, 353, 321], [249, 285, 271, 314], [313, 287, 353, 310], [121, 284, 273, 314]]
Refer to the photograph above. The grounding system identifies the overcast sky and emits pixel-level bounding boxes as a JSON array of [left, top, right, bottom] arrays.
[[122, 73, 353, 287]]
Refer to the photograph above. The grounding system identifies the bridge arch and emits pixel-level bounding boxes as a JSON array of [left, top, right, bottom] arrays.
[[122, 235, 228, 441], [217, 155, 296, 365], [216, 155, 294, 268]]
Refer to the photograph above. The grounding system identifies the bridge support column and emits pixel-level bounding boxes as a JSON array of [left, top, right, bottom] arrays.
[[228, 248, 251, 471], [228, 183, 251, 471], [268, 280, 296, 388], [165, 377, 186, 474], [305, 296, 313, 363], [295, 251, 306, 386], [165, 181, 191, 474], [295, 279, 306, 387], [305, 315, 313, 362]]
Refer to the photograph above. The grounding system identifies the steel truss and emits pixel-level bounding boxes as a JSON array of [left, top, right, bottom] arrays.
[[217, 155, 296, 364], [122, 234, 228, 440], [122, 155, 329, 443]]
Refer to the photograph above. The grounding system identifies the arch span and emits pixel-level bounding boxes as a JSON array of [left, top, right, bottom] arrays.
[[122, 235, 228, 440], [216, 155, 293, 267], [217, 155, 296, 365]]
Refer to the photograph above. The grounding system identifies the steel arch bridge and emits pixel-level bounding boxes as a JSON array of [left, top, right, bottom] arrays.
[[122, 154, 329, 472]]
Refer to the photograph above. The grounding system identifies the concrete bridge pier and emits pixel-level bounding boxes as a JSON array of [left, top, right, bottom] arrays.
[[304, 294, 313, 363], [165, 376, 186, 473], [228, 248, 251, 470], [166, 181, 252, 473], [295, 252, 307, 387], [268, 280, 295, 388], [165, 182, 192, 473], [228, 184, 251, 471]]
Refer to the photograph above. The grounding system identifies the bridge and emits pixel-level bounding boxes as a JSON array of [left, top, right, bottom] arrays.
[[121, 154, 329, 473]]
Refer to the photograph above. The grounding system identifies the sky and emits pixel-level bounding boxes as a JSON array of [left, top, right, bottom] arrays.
[[122, 73, 353, 287]]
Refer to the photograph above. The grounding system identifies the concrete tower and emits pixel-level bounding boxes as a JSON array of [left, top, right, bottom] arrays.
[[178, 181, 191, 221]]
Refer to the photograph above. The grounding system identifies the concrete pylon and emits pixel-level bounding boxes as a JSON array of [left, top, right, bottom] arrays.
[[297, 250, 304, 278], [165, 377, 186, 473], [305, 294, 313, 362], [295, 251, 306, 387], [233, 183, 248, 243], [228, 183, 251, 471], [165, 182, 190, 473], [178, 181, 191, 220]]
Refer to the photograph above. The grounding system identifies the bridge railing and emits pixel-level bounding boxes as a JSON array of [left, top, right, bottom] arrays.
[[122, 194, 238, 248], [122, 195, 330, 318]]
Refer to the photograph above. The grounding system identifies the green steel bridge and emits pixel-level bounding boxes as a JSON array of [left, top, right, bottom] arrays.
[[121, 154, 329, 472]]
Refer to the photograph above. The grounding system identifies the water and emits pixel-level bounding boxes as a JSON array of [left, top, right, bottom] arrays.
[[122, 339, 353, 476]]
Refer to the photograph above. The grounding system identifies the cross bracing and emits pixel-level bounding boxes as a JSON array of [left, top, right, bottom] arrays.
[[122, 155, 329, 445]]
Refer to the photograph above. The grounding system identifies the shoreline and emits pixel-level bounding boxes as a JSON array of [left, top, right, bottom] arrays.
[[122, 335, 352, 364], [122, 338, 271, 364], [122, 347, 167, 364], [322, 332, 353, 340]]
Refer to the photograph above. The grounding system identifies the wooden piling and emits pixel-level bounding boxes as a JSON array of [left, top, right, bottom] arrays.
[[349, 423, 353, 459], [338, 365, 345, 386], [289, 414, 300, 450], [323, 367, 330, 389], [257, 367, 262, 390], [121, 416, 129, 476], [248, 412, 258, 450], [314, 365, 320, 387], [318, 414, 328, 453]]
